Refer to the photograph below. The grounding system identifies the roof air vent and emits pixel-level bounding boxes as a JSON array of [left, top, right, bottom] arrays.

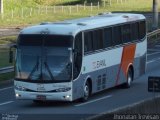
[[53, 22, 72, 25], [98, 12, 112, 15], [123, 15, 129, 18], [40, 22, 50, 25], [77, 23, 87, 26]]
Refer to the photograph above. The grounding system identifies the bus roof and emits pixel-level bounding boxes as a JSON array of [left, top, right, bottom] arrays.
[[20, 13, 145, 36]]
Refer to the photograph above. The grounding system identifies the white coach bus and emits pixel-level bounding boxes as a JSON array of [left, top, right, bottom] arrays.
[[10, 13, 147, 102]]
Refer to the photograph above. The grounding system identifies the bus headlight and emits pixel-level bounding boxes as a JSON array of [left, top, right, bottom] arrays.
[[15, 93, 21, 98], [15, 85, 26, 91], [63, 95, 71, 100], [55, 87, 71, 92]]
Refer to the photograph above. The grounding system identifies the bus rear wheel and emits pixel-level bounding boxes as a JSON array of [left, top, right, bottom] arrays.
[[125, 68, 133, 88]]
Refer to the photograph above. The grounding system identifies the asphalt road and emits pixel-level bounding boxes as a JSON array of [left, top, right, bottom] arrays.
[[0, 43, 160, 120]]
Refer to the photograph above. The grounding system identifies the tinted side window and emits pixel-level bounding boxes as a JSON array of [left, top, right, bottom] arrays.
[[112, 26, 122, 45], [93, 29, 103, 50], [122, 24, 131, 43], [75, 33, 82, 54], [84, 31, 93, 52], [131, 22, 139, 41], [139, 21, 146, 39], [104, 28, 112, 48]]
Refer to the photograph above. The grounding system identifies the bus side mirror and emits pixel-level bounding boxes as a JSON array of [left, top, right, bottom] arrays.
[[9, 44, 17, 63]]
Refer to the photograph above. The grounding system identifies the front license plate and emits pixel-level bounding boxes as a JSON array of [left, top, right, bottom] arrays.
[[36, 95, 46, 100]]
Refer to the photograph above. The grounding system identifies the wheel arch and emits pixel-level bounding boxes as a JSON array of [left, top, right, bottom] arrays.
[[84, 76, 92, 95]]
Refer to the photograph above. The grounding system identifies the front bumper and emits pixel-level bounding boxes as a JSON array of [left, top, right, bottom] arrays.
[[15, 90, 72, 101]]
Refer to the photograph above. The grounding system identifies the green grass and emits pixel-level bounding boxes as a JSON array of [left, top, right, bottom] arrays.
[[0, 48, 14, 68], [0, 0, 157, 28], [0, 36, 17, 44], [0, 72, 14, 82], [0, 47, 15, 82], [4, 0, 37, 12], [4, 0, 83, 11]]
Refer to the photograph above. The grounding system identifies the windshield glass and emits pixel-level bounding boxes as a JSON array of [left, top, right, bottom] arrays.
[[15, 34, 73, 82]]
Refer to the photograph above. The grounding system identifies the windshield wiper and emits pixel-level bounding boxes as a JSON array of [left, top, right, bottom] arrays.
[[44, 61, 55, 81], [17, 65, 22, 78], [28, 56, 39, 80], [16, 58, 22, 78]]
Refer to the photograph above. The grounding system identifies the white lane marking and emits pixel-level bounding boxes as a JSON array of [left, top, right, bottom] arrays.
[[0, 86, 13, 92], [148, 49, 160, 52], [147, 52, 160, 56], [75, 95, 112, 107], [0, 101, 14, 106], [147, 57, 160, 64]]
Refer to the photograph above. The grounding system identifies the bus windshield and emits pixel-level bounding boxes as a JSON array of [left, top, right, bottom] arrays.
[[15, 34, 73, 82]]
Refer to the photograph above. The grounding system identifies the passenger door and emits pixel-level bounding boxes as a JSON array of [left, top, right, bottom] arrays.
[[73, 32, 82, 79]]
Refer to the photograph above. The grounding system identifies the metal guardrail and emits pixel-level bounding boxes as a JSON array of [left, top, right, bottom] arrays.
[[0, 66, 14, 74], [147, 29, 160, 42], [0, 29, 160, 75]]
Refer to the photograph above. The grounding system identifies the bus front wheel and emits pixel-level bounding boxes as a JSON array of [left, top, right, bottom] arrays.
[[81, 81, 90, 102]]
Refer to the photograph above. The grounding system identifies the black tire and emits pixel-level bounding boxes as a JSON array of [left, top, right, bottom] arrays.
[[124, 68, 133, 88], [81, 81, 90, 102]]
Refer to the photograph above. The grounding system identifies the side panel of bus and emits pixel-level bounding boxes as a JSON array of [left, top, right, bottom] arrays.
[[72, 39, 146, 101], [72, 20, 147, 101]]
